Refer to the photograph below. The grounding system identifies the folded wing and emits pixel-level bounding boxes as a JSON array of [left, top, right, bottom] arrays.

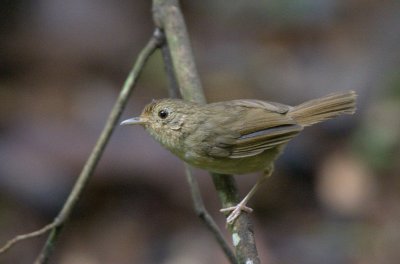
[[204, 100, 303, 159]]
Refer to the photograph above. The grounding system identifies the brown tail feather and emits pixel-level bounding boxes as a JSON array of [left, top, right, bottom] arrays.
[[289, 91, 357, 126]]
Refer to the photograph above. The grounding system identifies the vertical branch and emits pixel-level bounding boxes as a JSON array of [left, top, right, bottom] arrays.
[[152, 0, 260, 263], [212, 174, 260, 263], [159, 36, 181, 98], [153, 0, 206, 104]]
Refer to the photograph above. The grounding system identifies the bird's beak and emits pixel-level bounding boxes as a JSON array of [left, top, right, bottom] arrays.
[[120, 117, 147, 126]]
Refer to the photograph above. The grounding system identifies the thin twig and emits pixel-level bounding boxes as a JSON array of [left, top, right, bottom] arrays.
[[159, 35, 181, 97], [0, 29, 163, 263], [0, 222, 57, 254], [33, 29, 163, 264], [185, 166, 237, 264], [152, 0, 260, 263]]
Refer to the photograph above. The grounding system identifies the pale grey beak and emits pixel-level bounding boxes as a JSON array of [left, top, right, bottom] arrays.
[[120, 117, 147, 126]]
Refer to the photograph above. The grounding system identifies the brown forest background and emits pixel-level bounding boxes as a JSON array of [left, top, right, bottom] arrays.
[[1, 1, 400, 263]]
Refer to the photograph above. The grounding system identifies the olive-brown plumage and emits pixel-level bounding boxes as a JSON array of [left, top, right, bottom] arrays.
[[122, 91, 357, 223]]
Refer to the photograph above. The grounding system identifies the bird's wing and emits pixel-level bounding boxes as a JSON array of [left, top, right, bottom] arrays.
[[203, 100, 302, 159], [226, 99, 290, 114]]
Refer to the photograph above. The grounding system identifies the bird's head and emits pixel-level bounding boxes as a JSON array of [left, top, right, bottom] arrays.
[[121, 99, 197, 150]]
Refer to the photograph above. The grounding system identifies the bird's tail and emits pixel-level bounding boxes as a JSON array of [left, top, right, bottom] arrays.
[[289, 91, 357, 127]]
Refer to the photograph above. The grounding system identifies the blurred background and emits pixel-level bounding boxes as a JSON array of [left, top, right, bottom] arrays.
[[1, 0, 399, 263]]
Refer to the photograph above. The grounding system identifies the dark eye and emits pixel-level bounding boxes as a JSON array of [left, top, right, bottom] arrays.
[[158, 109, 169, 119]]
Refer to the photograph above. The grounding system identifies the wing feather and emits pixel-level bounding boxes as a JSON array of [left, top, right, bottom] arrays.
[[202, 100, 302, 159], [230, 124, 302, 158]]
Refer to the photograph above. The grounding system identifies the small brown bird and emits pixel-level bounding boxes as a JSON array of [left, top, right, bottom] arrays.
[[121, 91, 356, 223]]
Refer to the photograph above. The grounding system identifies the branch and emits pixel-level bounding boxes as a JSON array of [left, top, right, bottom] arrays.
[[185, 166, 237, 264], [33, 29, 163, 264], [0, 223, 57, 254], [158, 30, 236, 263], [152, 1, 260, 263], [159, 34, 181, 98], [0, 29, 163, 263], [153, 0, 206, 104], [212, 174, 260, 263]]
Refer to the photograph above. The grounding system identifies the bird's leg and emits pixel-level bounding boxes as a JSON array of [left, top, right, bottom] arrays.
[[220, 165, 274, 224]]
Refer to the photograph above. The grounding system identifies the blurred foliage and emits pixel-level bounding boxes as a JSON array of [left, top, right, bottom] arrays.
[[353, 73, 400, 171]]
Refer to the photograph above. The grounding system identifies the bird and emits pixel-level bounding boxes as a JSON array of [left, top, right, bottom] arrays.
[[121, 91, 357, 223]]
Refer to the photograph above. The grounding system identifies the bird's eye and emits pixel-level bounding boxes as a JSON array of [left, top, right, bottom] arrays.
[[158, 109, 169, 119]]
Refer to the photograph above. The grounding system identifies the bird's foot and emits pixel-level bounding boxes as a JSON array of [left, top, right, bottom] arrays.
[[220, 202, 253, 224]]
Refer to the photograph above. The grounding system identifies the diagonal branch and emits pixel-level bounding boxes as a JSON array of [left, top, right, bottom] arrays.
[[0, 223, 57, 254], [184, 166, 237, 264], [0, 29, 163, 263], [33, 28, 164, 264]]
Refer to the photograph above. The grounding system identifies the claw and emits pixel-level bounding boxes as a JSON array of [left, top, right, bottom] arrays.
[[219, 168, 273, 224], [220, 203, 253, 224]]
